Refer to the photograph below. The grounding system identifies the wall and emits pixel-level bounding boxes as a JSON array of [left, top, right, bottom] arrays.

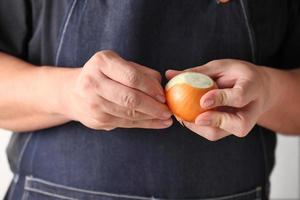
[[0, 129, 299, 199], [0, 130, 13, 199], [271, 134, 300, 199]]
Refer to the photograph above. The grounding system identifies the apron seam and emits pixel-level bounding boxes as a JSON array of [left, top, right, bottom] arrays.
[[55, 0, 78, 66], [25, 176, 262, 200], [25, 176, 156, 200], [24, 187, 78, 200], [239, 0, 257, 64], [9, 133, 33, 199]]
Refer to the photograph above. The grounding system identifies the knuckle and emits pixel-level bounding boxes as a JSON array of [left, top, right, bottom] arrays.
[[93, 50, 118, 67], [218, 91, 227, 105], [91, 51, 105, 63], [125, 69, 140, 86], [98, 50, 117, 59], [214, 116, 223, 128], [152, 71, 162, 81], [81, 75, 97, 91], [216, 114, 229, 130], [126, 109, 137, 119], [122, 92, 140, 108]]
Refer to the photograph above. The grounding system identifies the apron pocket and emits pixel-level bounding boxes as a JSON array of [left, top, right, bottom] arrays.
[[22, 176, 262, 200]]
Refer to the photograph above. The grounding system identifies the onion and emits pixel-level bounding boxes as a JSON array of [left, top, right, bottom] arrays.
[[165, 72, 217, 123]]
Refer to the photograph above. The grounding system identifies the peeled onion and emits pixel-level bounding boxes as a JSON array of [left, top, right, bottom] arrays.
[[165, 72, 217, 123]]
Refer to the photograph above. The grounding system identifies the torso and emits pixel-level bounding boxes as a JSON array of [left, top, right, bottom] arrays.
[[8, 0, 297, 199]]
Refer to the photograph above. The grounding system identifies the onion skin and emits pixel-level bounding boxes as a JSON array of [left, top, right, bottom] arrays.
[[166, 83, 217, 122]]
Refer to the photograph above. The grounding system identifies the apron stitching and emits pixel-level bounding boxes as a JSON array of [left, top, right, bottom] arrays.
[[55, 0, 78, 66], [24, 176, 262, 200], [200, 187, 261, 200], [240, 1, 269, 198], [9, 133, 33, 199], [26, 176, 154, 200], [24, 187, 78, 200], [17, 133, 33, 172], [239, 0, 257, 63], [258, 127, 270, 198]]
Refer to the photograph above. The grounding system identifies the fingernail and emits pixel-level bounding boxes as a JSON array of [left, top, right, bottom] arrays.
[[196, 120, 211, 126], [156, 94, 166, 103], [203, 99, 214, 108], [162, 119, 173, 126], [162, 111, 172, 119]]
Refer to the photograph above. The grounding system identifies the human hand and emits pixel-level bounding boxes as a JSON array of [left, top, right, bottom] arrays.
[[166, 59, 274, 141], [64, 50, 172, 131]]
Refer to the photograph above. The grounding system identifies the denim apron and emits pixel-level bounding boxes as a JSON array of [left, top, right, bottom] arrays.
[[6, 0, 281, 199]]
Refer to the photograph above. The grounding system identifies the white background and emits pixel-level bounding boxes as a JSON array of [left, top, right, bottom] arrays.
[[0, 129, 299, 200]]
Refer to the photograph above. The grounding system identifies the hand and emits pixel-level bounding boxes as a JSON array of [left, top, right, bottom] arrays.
[[166, 59, 274, 141], [64, 50, 173, 131]]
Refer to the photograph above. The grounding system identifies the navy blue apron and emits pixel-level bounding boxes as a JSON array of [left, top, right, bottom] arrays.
[[6, 0, 285, 199]]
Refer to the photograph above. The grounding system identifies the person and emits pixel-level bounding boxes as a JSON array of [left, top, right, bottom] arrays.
[[0, 0, 299, 199]]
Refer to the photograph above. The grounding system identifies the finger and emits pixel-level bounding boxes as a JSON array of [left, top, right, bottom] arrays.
[[90, 113, 173, 130], [183, 121, 230, 141], [215, 75, 236, 89], [200, 80, 256, 109], [195, 104, 258, 137], [99, 96, 156, 120], [193, 60, 234, 78], [98, 76, 172, 120], [166, 60, 235, 81], [129, 61, 162, 83], [165, 69, 183, 80], [165, 62, 221, 81], [119, 118, 173, 129], [97, 51, 165, 103], [166, 59, 240, 82]]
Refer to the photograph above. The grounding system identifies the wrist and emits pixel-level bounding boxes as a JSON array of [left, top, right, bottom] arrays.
[[37, 66, 81, 120], [60, 67, 81, 121], [258, 66, 278, 111], [257, 66, 289, 121]]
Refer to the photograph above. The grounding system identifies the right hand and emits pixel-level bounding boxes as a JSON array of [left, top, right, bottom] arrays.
[[64, 50, 173, 131]]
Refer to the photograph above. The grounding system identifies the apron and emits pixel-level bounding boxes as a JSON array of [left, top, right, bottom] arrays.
[[7, 0, 286, 199]]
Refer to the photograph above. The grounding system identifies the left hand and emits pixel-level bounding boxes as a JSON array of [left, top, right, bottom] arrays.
[[166, 59, 275, 141]]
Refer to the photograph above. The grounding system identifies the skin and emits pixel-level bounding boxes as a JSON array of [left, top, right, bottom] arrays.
[[1, 51, 300, 141], [166, 59, 300, 141], [0, 50, 173, 132]]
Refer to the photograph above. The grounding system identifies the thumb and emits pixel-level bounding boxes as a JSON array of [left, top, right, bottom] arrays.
[[165, 69, 183, 80]]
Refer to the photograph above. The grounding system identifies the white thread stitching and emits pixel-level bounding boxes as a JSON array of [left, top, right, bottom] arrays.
[[55, 0, 78, 66], [200, 187, 261, 200], [26, 176, 154, 200], [239, 0, 256, 63], [26, 176, 261, 200], [17, 134, 33, 171], [24, 187, 78, 200]]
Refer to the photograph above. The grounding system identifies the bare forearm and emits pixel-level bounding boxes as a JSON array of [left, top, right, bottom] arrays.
[[0, 52, 77, 132], [258, 67, 300, 134]]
